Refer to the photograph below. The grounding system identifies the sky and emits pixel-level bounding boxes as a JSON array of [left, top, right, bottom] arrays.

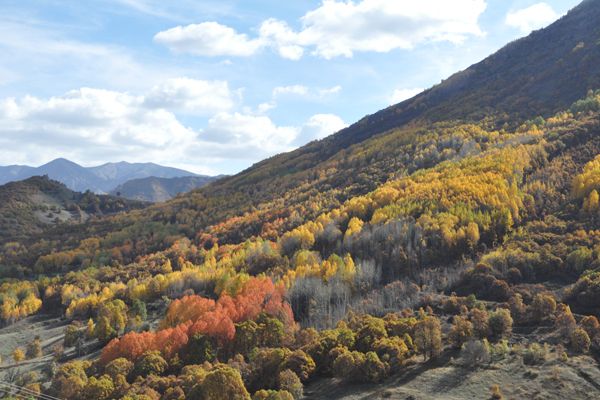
[[0, 0, 582, 175]]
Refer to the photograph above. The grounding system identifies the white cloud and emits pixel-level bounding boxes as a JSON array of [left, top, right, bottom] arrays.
[[390, 87, 423, 104], [319, 85, 342, 96], [505, 3, 559, 34], [272, 85, 309, 98], [0, 82, 345, 173], [154, 22, 263, 57], [155, 0, 486, 60], [296, 114, 347, 144], [144, 78, 238, 115]]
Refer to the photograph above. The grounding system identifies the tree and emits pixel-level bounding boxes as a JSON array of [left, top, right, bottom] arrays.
[[488, 309, 513, 338], [414, 316, 442, 360], [86, 318, 96, 339], [83, 375, 115, 400], [281, 350, 315, 382], [531, 293, 556, 323], [278, 369, 303, 400], [183, 334, 216, 365], [360, 351, 387, 383], [64, 323, 82, 347], [461, 339, 490, 367], [449, 316, 473, 348], [26, 336, 43, 359], [555, 304, 576, 337], [198, 366, 250, 400], [570, 328, 591, 353], [470, 308, 490, 338], [12, 347, 25, 363], [131, 351, 168, 378], [104, 357, 133, 381], [580, 315, 600, 339]]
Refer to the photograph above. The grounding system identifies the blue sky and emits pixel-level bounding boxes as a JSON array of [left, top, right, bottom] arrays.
[[0, 0, 581, 175]]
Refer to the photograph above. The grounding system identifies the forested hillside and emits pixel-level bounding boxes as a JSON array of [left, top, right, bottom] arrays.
[[2, 1, 600, 400]]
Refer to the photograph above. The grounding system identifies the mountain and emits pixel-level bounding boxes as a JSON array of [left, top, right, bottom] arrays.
[[0, 175, 147, 244], [0, 158, 200, 193], [4, 2, 600, 399], [110, 175, 224, 202]]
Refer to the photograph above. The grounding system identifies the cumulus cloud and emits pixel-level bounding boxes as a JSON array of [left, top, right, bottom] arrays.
[[390, 87, 424, 104], [144, 78, 238, 115], [155, 0, 486, 60], [296, 114, 347, 145], [272, 85, 309, 98], [505, 3, 559, 33], [154, 22, 263, 57], [0, 82, 345, 173]]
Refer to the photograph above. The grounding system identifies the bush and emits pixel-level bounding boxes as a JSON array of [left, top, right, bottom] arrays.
[[523, 343, 547, 365], [461, 339, 490, 367], [360, 352, 387, 383], [580, 316, 600, 339], [253, 390, 294, 400], [104, 357, 133, 380], [26, 336, 43, 359], [332, 349, 363, 381], [531, 294, 556, 323], [470, 308, 490, 338], [200, 366, 251, 400], [414, 316, 442, 360], [64, 324, 82, 347], [83, 375, 115, 400], [131, 351, 168, 379], [281, 350, 315, 382], [449, 316, 473, 348], [278, 369, 303, 400], [570, 328, 591, 353], [488, 309, 513, 338]]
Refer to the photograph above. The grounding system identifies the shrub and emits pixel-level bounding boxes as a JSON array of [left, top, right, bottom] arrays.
[[461, 339, 490, 367], [570, 328, 591, 353], [26, 336, 43, 359], [200, 366, 251, 400], [488, 309, 513, 338], [253, 390, 294, 400], [131, 351, 168, 379], [554, 304, 576, 337], [489, 384, 503, 400], [523, 343, 547, 365], [373, 336, 409, 368], [64, 323, 82, 347], [332, 349, 363, 381], [531, 294, 556, 323], [414, 316, 442, 360], [449, 316, 473, 348], [278, 369, 303, 400], [83, 375, 115, 400], [104, 357, 133, 380], [580, 315, 600, 338], [360, 352, 387, 383], [470, 308, 490, 338], [12, 347, 25, 363], [281, 350, 315, 382]]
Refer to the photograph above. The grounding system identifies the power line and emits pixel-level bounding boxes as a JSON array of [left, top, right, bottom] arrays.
[[0, 381, 62, 400]]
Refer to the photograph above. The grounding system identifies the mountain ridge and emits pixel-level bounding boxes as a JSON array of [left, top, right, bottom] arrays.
[[0, 158, 200, 193]]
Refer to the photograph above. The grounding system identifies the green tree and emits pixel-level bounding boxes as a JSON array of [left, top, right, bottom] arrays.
[[414, 316, 442, 360], [199, 366, 250, 400]]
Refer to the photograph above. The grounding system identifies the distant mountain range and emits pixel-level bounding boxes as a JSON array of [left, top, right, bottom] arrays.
[[110, 175, 223, 202], [0, 158, 219, 201]]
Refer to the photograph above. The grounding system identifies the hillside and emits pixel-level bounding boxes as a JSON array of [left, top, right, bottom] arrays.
[[0, 158, 199, 193], [110, 175, 223, 202], [1, 1, 600, 399], [0, 175, 147, 245]]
